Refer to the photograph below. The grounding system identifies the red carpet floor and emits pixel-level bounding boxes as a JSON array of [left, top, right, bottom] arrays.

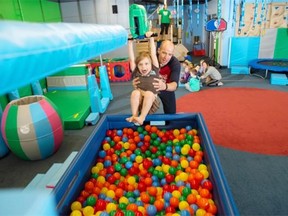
[[177, 87, 288, 156]]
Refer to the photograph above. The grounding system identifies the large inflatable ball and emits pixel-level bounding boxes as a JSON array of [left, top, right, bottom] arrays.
[[1, 95, 64, 160]]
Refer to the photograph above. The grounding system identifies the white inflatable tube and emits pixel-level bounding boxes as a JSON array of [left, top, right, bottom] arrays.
[[0, 21, 128, 95]]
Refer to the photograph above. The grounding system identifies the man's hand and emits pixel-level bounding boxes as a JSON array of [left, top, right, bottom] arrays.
[[153, 78, 166, 91], [132, 77, 140, 89]]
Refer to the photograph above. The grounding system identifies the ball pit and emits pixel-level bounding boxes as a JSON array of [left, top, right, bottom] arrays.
[[69, 124, 217, 216], [54, 114, 239, 216]]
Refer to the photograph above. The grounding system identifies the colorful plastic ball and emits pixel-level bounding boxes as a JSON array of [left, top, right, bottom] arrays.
[[180, 159, 189, 169], [86, 195, 96, 206], [98, 150, 106, 158], [70, 210, 82, 216], [82, 206, 95, 216], [127, 176, 136, 185], [192, 143, 201, 151], [106, 202, 117, 213], [163, 192, 172, 202], [180, 146, 189, 155], [172, 190, 181, 199], [1, 95, 64, 160], [116, 130, 123, 136], [104, 160, 112, 167], [135, 155, 143, 163], [200, 169, 209, 179], [173, 129, 180, 136], [71, 201, 82, 211], [106, 190, 115, 199], [146, 204, 157, 216], [195, 208, 206, 216], [125, 161, 133, 169], [180, 209, 191, 216], [179, 200, 189, 211]]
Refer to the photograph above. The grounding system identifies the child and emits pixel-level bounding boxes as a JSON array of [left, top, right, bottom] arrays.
[[126, 32, 160, 125], [179, 60, 193, 84], [200, 60, 223, 86], [184, 67, 201, 92]]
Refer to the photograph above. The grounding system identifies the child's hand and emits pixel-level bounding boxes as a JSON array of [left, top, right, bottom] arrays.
[[145, 31, 154, 38]]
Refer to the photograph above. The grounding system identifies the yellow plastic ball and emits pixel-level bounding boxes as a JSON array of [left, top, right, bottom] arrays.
[[97, 176, 106, 184], [178, 172, 188, 181], [106, 189, 115, 199], [198, 164, 207, 171], [96, 162, 104, 170], [71, 201, 82, 211], [123, 142, 130, 149], [178, 200, 189, 210], [91, 166, 100, 174], [200, 169, 209, 179], [173, 138, 179, 144], [82, 206, 94, 216], [172, 190, 181, 198], [70, 210, 82, 216], [195, 208, 206, 216], [127, 176, 136, 185], [181, 147, 189, 155], [192, 143, 201, 151], [135, 155, 143, 163], [173, 129, 180, 136], [106, 203, 117, 213], [119, 196, 129, 204], [180, 159, 189, 169], [102, 143, 110, 150]]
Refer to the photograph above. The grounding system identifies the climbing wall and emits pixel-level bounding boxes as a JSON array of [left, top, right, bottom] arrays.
[[235, 2, 288, 37]]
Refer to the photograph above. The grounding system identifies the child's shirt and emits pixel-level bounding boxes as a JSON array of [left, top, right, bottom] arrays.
[[187, 76, 200, 92], [132, 65, 160, 94]]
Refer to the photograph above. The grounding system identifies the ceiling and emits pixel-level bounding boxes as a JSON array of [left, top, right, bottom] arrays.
[[133, 0, 211, 5], [49, 0, 210, 4]]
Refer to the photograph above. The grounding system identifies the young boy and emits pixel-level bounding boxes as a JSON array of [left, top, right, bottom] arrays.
[[126, 32, 160, 125], [184, 67, 201, 92]]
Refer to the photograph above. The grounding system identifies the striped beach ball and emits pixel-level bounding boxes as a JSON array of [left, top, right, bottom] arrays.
[[0, 95, 63, 160]]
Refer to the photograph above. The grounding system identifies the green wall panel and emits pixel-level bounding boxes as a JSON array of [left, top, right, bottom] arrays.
[[41, 0, 62, 22], [274, 28, 288, 58], [0, 95, 9, 110], [19, 0, 44, 22], [0, 0, 23, 21]]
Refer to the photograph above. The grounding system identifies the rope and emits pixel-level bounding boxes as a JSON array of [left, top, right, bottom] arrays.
[[252, 0, 259, 30], [197, 0, 200, 26], [238, 0, 246, 34], [189, 0, 193, 32], [181, 0, 184, 29], [232, 0, 236, 27], [217, 0, 222, 27], [204, 0, 208, 27]]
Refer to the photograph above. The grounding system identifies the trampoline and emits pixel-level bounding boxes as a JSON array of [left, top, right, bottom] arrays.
[[249, 59, 288, 79]]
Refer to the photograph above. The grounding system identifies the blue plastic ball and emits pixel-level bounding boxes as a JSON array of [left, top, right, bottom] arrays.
[[98, 150, 106, 158], [116, 130, 123, 136], [163, 192, 172, 202], [146, 204, 157, 216], [125, 161, 133, 169]]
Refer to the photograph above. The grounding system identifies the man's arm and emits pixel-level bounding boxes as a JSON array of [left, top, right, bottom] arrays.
[[166, 57, 181, 91]]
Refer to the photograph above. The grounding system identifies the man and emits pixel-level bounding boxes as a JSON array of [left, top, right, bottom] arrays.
[[158, 4, 171, 38], [132, 40, 180, 114], [153, 40, 181, 114]]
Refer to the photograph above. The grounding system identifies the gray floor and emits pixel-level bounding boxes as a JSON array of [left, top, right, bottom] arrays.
[[0, 67, 288, 215]]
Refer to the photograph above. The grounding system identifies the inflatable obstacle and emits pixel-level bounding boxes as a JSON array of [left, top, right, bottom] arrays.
[[129, 4, 149, 39]]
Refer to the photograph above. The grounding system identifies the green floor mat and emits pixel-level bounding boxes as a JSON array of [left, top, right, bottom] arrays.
[[45, 90, 91, 129]]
